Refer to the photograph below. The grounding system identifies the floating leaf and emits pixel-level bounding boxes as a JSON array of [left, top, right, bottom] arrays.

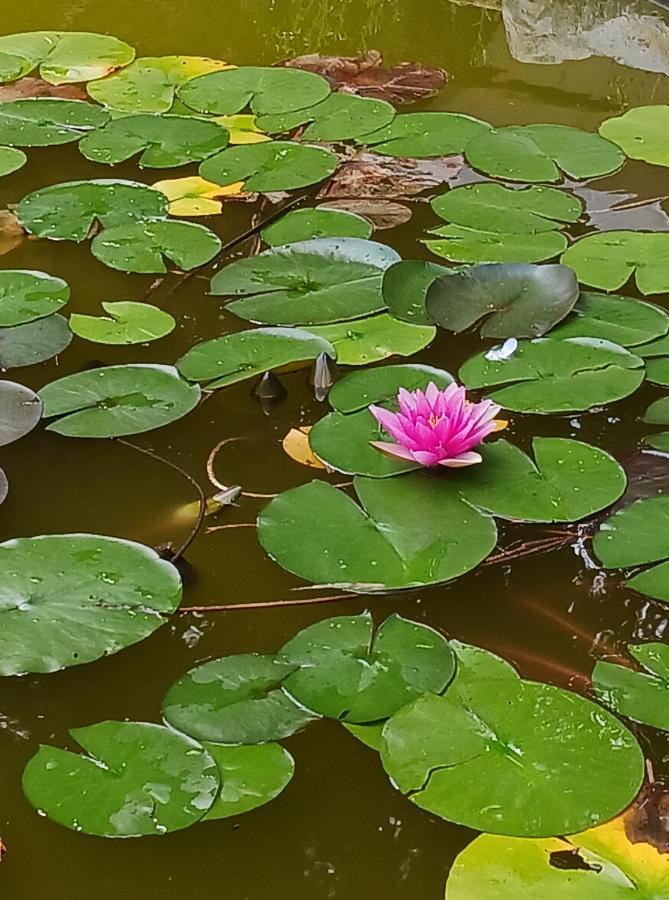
[[213, 113, 269, 144], [638, 333, 669, 358], [319, 151, 464, 200], [0, 32, 135, 84], [304, 313, 436, 365], [425, 226, 568, 265], [257, 473, 497, 591], [0, 98, 108, 146], [643, 395, 669, 453], [561, 231, 669, 295], [176, 327, 335, 389], [200, 141, 337, 192], [593, 643, 669, 732], [320, 199, 411, 230], [0, 210, 25, 255], [87, 56, 232, 113], [91, 220, 221, 274], [426, 263, 578, 339], [550, 292, 669, 346], [0, 380, 41, 446], [17, 179, 167, 241], [282, 426, 326, 469], [152, 175, 246, 216], [262, 207, 372, 246], [465, 124, 624, 182], [599, 106, 669, 168], [69, 301, 175, 345], [0, 76, 87, 101], [0, 534, 182, 675], [211, 238, 400, 326], [329, 363, 454, 412], [646, 432, 669, 453], [0, 314, 72, 369], [382, 259, 449, 325], [39, 364, 200, 438], [162, 654, 319, 744], [202, 742, 294, 821], [431, 184, 582, 233], [257, 93, 395, 140], [79, 113, 229, 167], [178, 66, 330, 117], [278, 612, 456, 723], [0, 270, 69, 326], [0, 146, 26, 175], [645, 359, 669, 387], [460, 337, 644, 414], [358, 111, 490, 157], [22, 722, 217, 836]]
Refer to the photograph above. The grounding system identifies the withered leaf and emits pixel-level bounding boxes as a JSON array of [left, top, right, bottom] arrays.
[[0, 211, 25, 256], [0, 78, 88, 101], [282, 427, 326, 469], [319, 199, 411, 230], [318, 151, 464, 200], [624, 782, 669, 854]]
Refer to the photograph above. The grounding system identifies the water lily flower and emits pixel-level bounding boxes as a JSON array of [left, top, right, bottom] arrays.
[[369, 382, 506, 468]]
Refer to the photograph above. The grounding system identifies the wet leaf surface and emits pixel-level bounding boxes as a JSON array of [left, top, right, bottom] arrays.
[[69, 301, 175, 345], [0, 314, 72, 369], [561, 231, 669, 295], [425, 226, 568, 265], [551, 292, 669, 346], [0, 269, 69, 326], [261, 207, 372, 246], [91, 220, 221, 274], [599, 105, 669, 168], [0, 32, 135, 84], [593, 643, 669, 731], [202, 742, 294, 820], [0, 97, 109, 146], [304, 313, 435, 365], [200, 140, 338, 192], [358, 111, 490, 158], [258, 92, 395, 141]]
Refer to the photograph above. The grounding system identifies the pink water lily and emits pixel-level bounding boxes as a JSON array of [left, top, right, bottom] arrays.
[[369, 382, 506, 468]]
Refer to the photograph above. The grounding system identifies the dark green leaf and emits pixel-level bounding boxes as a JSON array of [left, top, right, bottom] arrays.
[[303, 314, 435, 365], [425, 226, 567, 264], [0, 145, 26, 175], [91, 220, 221, 273], [382, 259, 449, 326], [0, 98, 108, 146], [200, 140, 337, 192], [358, 112, 490, 157], [593, 643, 669, 731], [262, 207, 372, 246], [0, 314, 72, 369], [257, 92, 395, 140], [561, 231, 669, 295], [0, 269, 69, 326], [0, 379, 41, 445], [202, 742, 294, 821], [551, 292, 669, 346]]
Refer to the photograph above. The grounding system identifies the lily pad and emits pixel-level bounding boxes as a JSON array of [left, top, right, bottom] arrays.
[[262, 208, 372, 246], [214, 113, 269, 144], [382, 259, 449, 326], [39, 363, 200, 438], [211, 238, 400, 326], [87, 56, 231, 113], [0, 145, 26, 175], [0, 533, 182, 675], [178, 66, 331, 117], [202, 742, 294, 821], [380, 675, 643, 836], [257, 473, 497, 591], [465, 124, 625, 182], [425, 226, 568, 265], [329, 363, 454, 412], [646, 358, 669, 387], [304, 313, 436, 365], [593, 643, 669, 732], [646, 432, 669, 453], [17, 179, 168, 241], [176, 327, 335, 389], [460, 337, 644, 414], [550, 292, 669, 346], [358, 112, 490, 157], [278, 612, 456, 723], [200, 141, 337, 192], [431, 183, 582, 233], [0, 270, 69, 326], [561, 231, 669, 295], [0, 380, 42, 446], [0, 97, 109, 146], [162, 654, 319, 744], [91, 220, 221, 274], [599, 106, 669, 168], [152, 175, 245, 216], [0, 314, 72, 369], [22, 721, 217, 837], [257, 92, 395, 141], [426, 263, 579, 339], [0, 32, 135, 84], [69, 301, 175, 345], [79, 113, 229, 167]]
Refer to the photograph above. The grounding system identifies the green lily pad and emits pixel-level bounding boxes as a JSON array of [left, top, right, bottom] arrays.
[[202, 742, 294, 821], [162, 654, 319, 744], [358, 112, 491, 157], [643, 396, 669, 427], [257, 92, 395, 141], [22, 722, 217, 837], [0, 32, 135, 84], [262, 207, 372, 247], [69, 301, 175, 345], [87, 56, 231, 113], [382, 259, 449, 326], [431, 184, 582, 233], [329, 363, 454, 413], [178, 66, 331, 117], [0, 145, 26, 175], [257, 473, 497, 591], [427, 263, 578, 338], [561, 231, 669, 295], [646, 432, 669, 453], [593, 643, 669, 732], [200, 141, 337, 192], [91, 220, 221, 274], [79, 113, 229, 167], [211, 238, 400, 326], [343, 721, 384, 751], [451, 437, 625, 523], [0, 314, 72, 369], [0, 98, 109, 147], [594, 496, 669, 602], [380, 675, 643, 836], [304, 313, 436, 365], [0, 533, 182, 675], [0, 380, 42, 446], [17, 179, 168, 241], [550, 292, 669, 346], [278, 612, 456, 723], [599, 106, 669, 168], [646, 358, 669, 387], [637, 333, 669, 358], [0, 270, 69, 326], [460, 337, 644, 414], [176, 327, 335, 389], [425, 226, 567, 264], [465, 124, 625, 182], [39, 363, 200, 438]]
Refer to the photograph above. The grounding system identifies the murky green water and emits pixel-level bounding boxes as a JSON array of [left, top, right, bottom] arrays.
[[2, 1, 669, 897]]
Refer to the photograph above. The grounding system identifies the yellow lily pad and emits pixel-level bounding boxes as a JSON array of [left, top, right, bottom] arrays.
[[214, 114, 270, 144], [152, 176, 246, 216]]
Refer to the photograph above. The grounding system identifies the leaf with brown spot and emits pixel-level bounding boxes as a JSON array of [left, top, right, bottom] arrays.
[[319, 151, 464, 200], [0, 78, 87, 101], [624, 782, 669, 854], [319, 200, 411, 230], [0, 211, 25, 256], [282, 427, 326, 469]]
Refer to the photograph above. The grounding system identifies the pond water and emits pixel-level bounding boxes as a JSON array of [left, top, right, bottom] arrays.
[[2, 1, 669, 897]]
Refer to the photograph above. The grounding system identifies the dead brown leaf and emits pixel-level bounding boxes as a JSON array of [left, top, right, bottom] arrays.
[[0, 211, 25, 256], [319, 199, 412, 230], [282, 427, 326, 469], [278, 51, 447, 104], [624, 782, 669, 854], [0, 78, 88, 101], [318, 151, 464, 200], [0, 838, 6, 860]]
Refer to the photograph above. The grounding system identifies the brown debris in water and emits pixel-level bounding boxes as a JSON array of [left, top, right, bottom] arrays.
[[0, 77, 87, 101], [625, 782, 669, 854]]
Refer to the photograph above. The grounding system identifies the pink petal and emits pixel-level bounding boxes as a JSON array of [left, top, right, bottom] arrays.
[[370, 441, 417, 462], [438, 451, 483, 468], [411, 450, 442, 467], [369, 405, 408, 444]]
